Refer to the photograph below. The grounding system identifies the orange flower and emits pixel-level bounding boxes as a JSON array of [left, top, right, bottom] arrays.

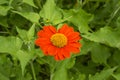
[[35, 24, 82, 60]]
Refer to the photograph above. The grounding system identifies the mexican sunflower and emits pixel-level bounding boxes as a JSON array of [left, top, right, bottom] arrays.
[[35, 24, 82, 60]]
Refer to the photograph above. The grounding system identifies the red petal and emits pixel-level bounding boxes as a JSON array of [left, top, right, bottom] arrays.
[[41, 44, 50, 54], [47, 45, 56, 56], [37, 30, 53, 38], [55, 55, 59, 60], [68, 42, 82, 48], [37, 30, 44, 37], [37, 26, 56, 38], [58, 54, 65, 60], [66, 45, 80, 53], [67, 32, 81, 42], [43, 26, 55, 34], [42, 49, 49, 55], [35, 38, 51, 46], [58, 24, 68, 33], [48, 26, 57, 33], [54, 48, 65, 60], [62, 48, 70, 58], [58, 24, 74, 36]]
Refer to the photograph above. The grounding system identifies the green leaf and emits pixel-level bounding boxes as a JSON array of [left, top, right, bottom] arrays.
[[51, 58, 75, 80], [71, 74, 86, 80], [12, 11, 40, 23], [77, 74, 86, 80], [113, 73, 120, 80], [91, 43, 111, 64], [80, 39, 94, 55], [16, 50, 34, 75], [17, 24, 35, 42], [52, 68, 68, 80], [16, 27, 28, 41], [0, 6, 11, 16], [63, 9, 93, 33], [0, 36, 22, 55], [0, 0, 8, 5], [113, 50, 120, 64], [83, 27, 120, 49], [22, 0, 38, 8], [117, 16, 120, 30], [40, 0, 62, 24], [0, 55, 12, 80], [0, 16, 8, 27], [0, 73, 9, 80], [22, 73, 32, 80], [35, 49, 44, 58], [89, 67, 117, 80], [27, 24, 35, 40]]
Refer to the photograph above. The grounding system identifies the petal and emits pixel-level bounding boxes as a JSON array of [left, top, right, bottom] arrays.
[[58, 24, 74, 36], [37, 30, 53, 38], [35, 38, 51, 46], [48, 26, 57, 33], [58, 54, 65, 60], [68, 42, 82, 48], [37, 30, 44, 37], [69, 37, 81, 43], [58, 24, 68, 33], [54, 48, 65, 60], [42, 48, 49, 55], [43, 26, 56, 34], [37, 26, 56, 38], [47, 45, 57, 56], [55, 55, 59, 60], [67, 32, 81, 42], [58, 49, 65, 60], [67, 32, 79, 39], [41, 44, 51, 54], [62, 47, 70, 58], [66, 45, 80, 53]]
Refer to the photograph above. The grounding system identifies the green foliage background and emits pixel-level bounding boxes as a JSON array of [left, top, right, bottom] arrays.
[[0, 0, 120, 80]]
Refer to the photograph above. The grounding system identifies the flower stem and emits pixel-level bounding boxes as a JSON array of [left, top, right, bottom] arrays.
[[30, 62, 37, 80]]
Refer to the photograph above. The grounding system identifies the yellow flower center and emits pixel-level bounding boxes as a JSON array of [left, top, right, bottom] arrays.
[[50, 33, 67, 48]]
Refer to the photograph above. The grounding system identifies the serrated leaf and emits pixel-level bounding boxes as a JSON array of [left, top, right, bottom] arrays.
[[91, 43, 111, 64], [40, 0, 62, 24], [89, 67, 117, 80], [27, 24, 35, 40], [83, 27, 120, 49], [63, 9, 93, 33], [23, 0, 37, 8], [13, 11, 40, 23]]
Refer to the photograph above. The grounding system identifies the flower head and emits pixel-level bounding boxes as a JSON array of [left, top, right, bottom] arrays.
[[35, 24, 82, 60]]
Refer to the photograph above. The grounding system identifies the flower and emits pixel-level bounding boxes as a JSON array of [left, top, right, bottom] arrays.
[[35, 24, 82, 60]]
